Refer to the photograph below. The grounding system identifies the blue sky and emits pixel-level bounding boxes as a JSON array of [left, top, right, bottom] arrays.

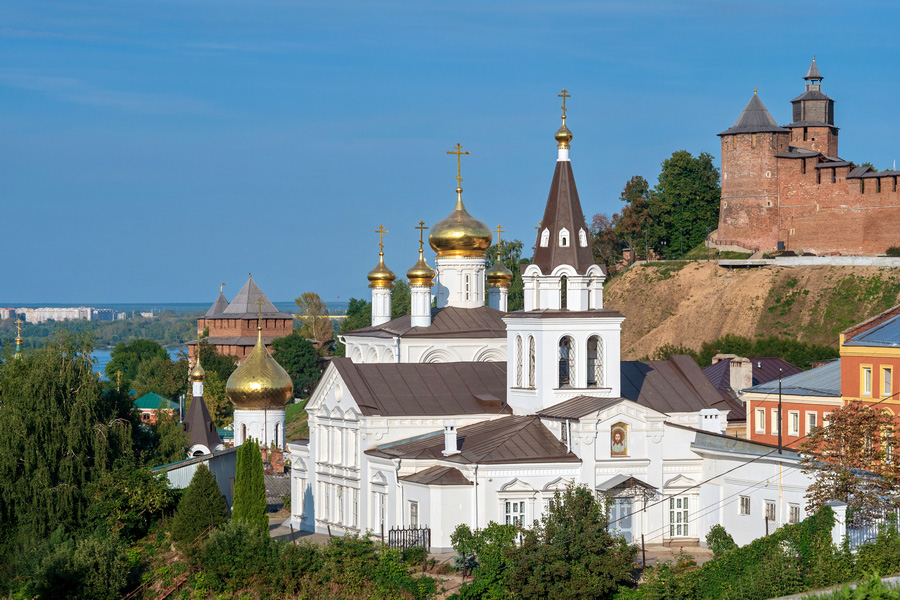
[[2, 1, 899, 304]]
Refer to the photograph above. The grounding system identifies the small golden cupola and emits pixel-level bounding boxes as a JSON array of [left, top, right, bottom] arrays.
[[367, 224, 397, 289], [226, 304, 293, 409], [190, 355, 206, 382], [555, 88, 573, 149], [429, 143, 492, 258], [486, 225, 514, 288], [407, 221, 436, 287]]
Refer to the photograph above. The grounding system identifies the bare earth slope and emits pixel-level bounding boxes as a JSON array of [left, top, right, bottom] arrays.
[[604, 262, 900, 359]]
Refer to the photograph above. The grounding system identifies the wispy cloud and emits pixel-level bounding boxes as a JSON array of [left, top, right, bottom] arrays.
[[0, 69, 215, 115]]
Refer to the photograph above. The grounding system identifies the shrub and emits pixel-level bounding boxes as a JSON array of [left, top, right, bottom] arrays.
[[887, 246, 900, 257], [705, 524, 737, 557], [402, 545, 427, 566], [201, 521, 274, 591], [170, 464, 229, 549]]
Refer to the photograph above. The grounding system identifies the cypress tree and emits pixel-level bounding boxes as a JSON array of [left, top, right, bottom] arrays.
[[170, 463, 229, 545], [231, 439, 268, 531]]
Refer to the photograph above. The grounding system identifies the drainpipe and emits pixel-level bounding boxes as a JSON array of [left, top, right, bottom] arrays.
[[394, 458, 403, 527], [472, 463, 478, 528]]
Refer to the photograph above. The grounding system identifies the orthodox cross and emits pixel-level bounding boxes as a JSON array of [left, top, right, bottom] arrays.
[[255, 295, 264, 329], [535, 221, 542, 230], [447, 143, 470, 189], [375, 224, 388, 256], [220, 282, 226, 293], [493, 224, 506, 246], [15, 317, 22, 338], [558, 89, 570, 117], [415, 220, 428, 252], [754, 87, 759, 94]]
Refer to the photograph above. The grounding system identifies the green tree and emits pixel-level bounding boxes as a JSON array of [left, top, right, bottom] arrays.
[[486, 239, 528, 311], [650, 150, 721, 258], [0, 332, 134, 542], [507, 484, 637, 599], [801, 401, 899, 525], [615, 175, 654, 259], [272, 333, 321, 397], [203, 370, 234, 427], [105, 338, 169, 381], [198, 340, 238, 383], [150, 409, 190, 466], [133, 354, 189, 399], [232, 439, 267, 532], [694, 334, 838, 368], [295, 291, 334, 348], [171, 463, 230, 546], [451, 521, 518, 600], [342, 297, 372, 333], [590, 212, 623, 273], [391, 279, 412, 320]]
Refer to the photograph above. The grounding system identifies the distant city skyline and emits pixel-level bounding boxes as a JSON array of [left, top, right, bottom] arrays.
[[2, 1, 899, 302]]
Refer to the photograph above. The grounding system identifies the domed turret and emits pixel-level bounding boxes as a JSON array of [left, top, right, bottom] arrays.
[[407, 248, 436, 287], [486, 260, 513, 288], [429, 195, 492, 258], [367, 257, 396, 288], [190, 356, 206, 382], [226, 329, 293, 409]]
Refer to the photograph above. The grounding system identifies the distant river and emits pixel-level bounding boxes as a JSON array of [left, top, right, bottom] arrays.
[[92, 348, 186, 377]]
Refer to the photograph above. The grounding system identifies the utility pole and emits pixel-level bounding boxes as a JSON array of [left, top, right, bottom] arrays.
[[778, 367, 783, 454]]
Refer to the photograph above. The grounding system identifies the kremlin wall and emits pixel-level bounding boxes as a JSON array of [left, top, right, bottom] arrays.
[[715, 58, 900, 256]]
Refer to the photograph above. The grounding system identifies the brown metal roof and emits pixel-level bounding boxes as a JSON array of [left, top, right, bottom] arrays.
[[531, 160, 595, 275], [536, 395, 623, 419], [620, 356, 723, 414], [344, 305, 506, 339], [368, 415, 579, 465], [401, 465, 471, 486], [332, 358, 509, 417], [183, 394, 223, 451]]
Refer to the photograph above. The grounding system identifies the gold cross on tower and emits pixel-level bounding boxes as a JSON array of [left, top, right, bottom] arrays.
[[493, 224, 506, 246], [375, 224, 388, 256], [535, 221, 542, 231], [220, 282, 226, 294], [558, 88, 571, 118], [15, 317, 22, 337], [415, 220, 428, 251], [447, 143, 470, 191]]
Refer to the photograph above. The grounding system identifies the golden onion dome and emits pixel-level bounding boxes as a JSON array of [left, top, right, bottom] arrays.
[[486, 260, 514, 288], [555, 121, 573, 149], [406, 250, 436, 287], [189, 357, 206, 382], [226, 330, 293, 409], [367, 254, 396, 289], [429, 191, 492, 258]]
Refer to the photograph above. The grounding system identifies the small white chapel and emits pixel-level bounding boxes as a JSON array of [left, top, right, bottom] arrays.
[[287, 93, 814, 551]]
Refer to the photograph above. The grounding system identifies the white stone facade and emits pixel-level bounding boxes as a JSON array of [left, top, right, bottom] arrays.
[[234, 407, 287, 450]]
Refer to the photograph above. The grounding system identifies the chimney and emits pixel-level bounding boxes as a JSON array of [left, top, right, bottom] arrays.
[[698, 408, 723, 434], [729, 357, 753, 391], [442, 421, 459, 456], [711, 353, 738, 365]]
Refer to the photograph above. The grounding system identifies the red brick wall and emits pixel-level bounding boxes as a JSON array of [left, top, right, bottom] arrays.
[[745, 397, 837, 446]]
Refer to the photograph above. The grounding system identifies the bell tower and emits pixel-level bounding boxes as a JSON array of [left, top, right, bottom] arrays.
[[787, 56, 838, 156], [503, 90, 624, 415]]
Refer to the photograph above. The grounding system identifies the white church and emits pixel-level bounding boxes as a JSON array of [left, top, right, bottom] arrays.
[[285, 94, 814, 551]]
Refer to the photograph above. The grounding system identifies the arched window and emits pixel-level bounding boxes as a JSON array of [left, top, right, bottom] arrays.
[[559, 336, 575, 388], [241, 423, 247, 445], [559, 227, 570, 247], [587, 335, 604, 388], [560, 275, 568, 309], [275, 422, 280, 448], [528, 336, 536, 388], [579, 228, 588, 247], [515, 336, 523, 387], [540, 228, 550, 247]]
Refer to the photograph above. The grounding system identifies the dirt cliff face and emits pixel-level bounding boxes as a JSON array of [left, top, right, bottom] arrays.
[[603, 261, 900, 360]]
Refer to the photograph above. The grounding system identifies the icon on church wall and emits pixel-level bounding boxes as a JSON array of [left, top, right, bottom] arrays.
[[611, 423, 628, 456]]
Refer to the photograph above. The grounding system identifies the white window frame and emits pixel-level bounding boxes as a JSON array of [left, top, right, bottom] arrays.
[[765, 500, 776, 522], [805, 411, 817, 436], [771, 408, 780, 437], [883, 367, 893, 397], [505, 499, 526, 527], [352, 488, 359, 528], [669, 496, 689, 537], [409, 500, 419, 529], [755, 408, 766, 434], [739, 496, 750, 515], [559, 227, 570, 247], [863, 366, 873, 396], [788, 410, 800, 436], [789, 504, 800, 524]]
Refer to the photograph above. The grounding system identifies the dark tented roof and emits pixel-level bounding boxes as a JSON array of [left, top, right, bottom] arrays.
[[805, 57, 822, 80], [344, 305, 506, 339], [401, 465, 471, 486], [620, 355, 723, 414], [844, 312, 900, 348], [368, 415, 579, 465], [531, 160, 596, 275], [790, 89, 833, 103], [212, 277, 292, 320], [537, 396, 622, 420], [703, 357, 803, 393], [183, 394, 223, 451], [746, 360, 841, 397], [205, 292, 230, 318], [332, 358, 509, 417], [719, 93, 790, 136]]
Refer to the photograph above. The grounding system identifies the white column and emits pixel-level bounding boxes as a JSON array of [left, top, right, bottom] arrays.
[[434, 256, 486, 309], [487, 286, 509, 312], [409, 284, 432, 328], [371, 287, 392, 326]]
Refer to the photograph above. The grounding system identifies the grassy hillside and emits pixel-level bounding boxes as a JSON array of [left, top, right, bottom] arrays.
[[604, 261, 900, 360]]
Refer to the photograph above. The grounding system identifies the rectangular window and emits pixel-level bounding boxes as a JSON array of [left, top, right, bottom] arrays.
[[883, 368, 892, 397], [409, 501, 419, 529], [337, 486, 345, 524], [352, 488, 359, 528], [765, 500, 776, 522], [863, 366, 873, 396], [789, 411, 800, 436], [771, 408, 780, 437], [740, 496, 750, 515], [755, 408, 766, 434], [505, 500, 525, 527], [789, 504, 800, 524], [669, 497, 689, 537], [886, 431, 894, 464], [806, 412, 818, 436]]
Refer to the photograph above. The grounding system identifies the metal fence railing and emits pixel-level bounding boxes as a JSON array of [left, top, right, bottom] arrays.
[[387, 526, 431, 552]]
